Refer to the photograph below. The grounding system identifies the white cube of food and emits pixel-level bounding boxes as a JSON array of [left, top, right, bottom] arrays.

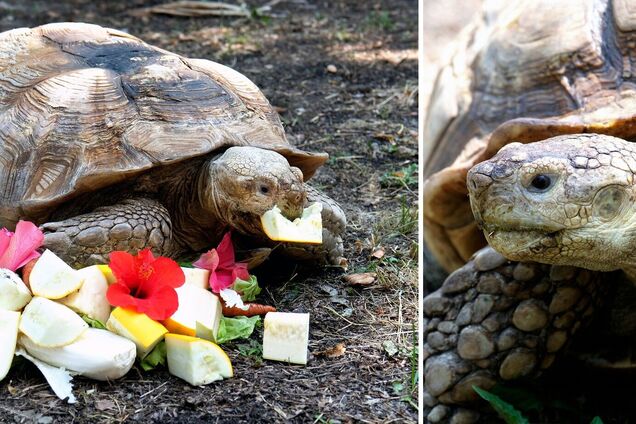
[[0, 310, 20, 381], [0, 269, 32, 311], [181, 267, 210, 290], [262, 312, 309, 365]]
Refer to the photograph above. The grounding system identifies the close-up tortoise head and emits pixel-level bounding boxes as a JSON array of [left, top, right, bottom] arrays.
[[423, 0, 636, 422], [0, 22, 346, 268]]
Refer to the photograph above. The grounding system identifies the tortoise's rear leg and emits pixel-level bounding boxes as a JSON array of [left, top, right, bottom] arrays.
[[40, 198, 174, 267], [424, 246, 603, 423]]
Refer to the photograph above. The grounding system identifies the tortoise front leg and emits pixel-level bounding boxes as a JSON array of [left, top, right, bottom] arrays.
[[40, 198, 174, 267], [424, 246, 603, 423], [273, 184, 347, 267]]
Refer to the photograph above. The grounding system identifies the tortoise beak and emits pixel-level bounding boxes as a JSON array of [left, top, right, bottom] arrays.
[[279, 187, 306, 220]]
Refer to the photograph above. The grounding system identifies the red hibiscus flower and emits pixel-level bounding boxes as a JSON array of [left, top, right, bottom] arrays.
[[106, 249, 185, 320], [193, 232, 249, 293], [0, 220, 44, 271]]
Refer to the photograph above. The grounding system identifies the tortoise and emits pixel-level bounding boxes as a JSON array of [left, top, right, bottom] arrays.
[[0, 22, 346, 268], [423, 0, 636, 422]]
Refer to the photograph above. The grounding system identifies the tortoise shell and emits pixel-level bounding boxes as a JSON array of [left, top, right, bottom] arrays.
[[0, 22, 327, 228], [424, 0, 636, 272]]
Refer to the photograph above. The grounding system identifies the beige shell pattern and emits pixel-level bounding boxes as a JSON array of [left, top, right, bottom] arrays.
[[0, 22, 327, 227]]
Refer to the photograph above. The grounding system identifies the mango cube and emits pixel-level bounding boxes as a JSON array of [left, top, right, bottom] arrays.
[[106, 307, 167, 358], [262, 312, 309, 365], [165, 334, 232, 385], [162, 285, 222, 342]]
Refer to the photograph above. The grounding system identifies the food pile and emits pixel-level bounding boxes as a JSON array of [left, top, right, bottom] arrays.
[[1, 205, 321, 403]]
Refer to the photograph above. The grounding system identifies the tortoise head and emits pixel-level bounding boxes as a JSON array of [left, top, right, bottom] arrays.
[[206, 146, 307, 236], [467, 133, 636, 272]]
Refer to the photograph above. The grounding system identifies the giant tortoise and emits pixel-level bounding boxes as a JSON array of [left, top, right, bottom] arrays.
[[0, 22, 346, 268], [423, 0, 636, 422]]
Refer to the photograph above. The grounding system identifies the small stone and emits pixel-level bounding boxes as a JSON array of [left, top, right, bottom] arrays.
[[423, 391, 438, 407], [482, 313, 504, 332], [475, 359, 491, 368], [522, 335, 539, 348], [477, 273, 504, 294], [442, 265, 478, 294], [438, 321, 458, 334], [549, 265, 577, 281], [425, 352, 463, 396], [501, 281, 521, 297], [472, 295, 495, 323], [547, 330, 568, 352], [76, 227, 108, 247], [497, 328, 519, 351], [512, 300, 549, 332], [450, 409, 480, 424], [541, 354, 556, 369], [554, 311, 576, 329], [512, 263, 538, 282], [111, 223, 133, 240], [499, 348, 537, 380], [450, 370, 496, 403], [427, 318, 441, 331], [456, 304, 473, 326], [423, 292, 451, 317], [464, 288, 478, 302], [549, 287, 582, 314], [493, 297, 515, 311], [427, 331, 449, 350], [458, 326, 494, 359], [326, 64, 338, 73], [474, 247, 507, 271], [531, 281, 550, 296]]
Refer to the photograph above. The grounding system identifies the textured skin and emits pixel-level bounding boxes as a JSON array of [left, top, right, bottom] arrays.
[[0, 23, 345, 266], [424, 247, 603, 423], [468, 134, 636, 272]]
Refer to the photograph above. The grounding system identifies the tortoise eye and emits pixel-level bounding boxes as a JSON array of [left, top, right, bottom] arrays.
[[260, 185, 270, 194], [530, 174, 552, 191]]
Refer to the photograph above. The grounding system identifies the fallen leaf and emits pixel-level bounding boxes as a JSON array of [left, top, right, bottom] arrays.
[[344, 272, 376, 286], [272, 105, 287, 113], [315, 343, 346, 358], [382, 340, 398, 357], [371, 247, 385, 259], [354, 239, 364, 254]]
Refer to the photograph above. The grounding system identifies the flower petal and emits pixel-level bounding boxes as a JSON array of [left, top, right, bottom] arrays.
[[211, 269, 235, 293], [135, 285, 179, 321], [216, 232, 236, 269], [0, 228, 12, 257], [233, 263, 250, 282], [147, 257, 185, 289], [108, 251, 139, 289], [0, 221, 44, 271], [106, 283, 138, 309], [193, 249, 219, 271]]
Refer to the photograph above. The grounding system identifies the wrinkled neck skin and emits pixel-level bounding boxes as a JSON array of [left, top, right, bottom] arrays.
[[467, 134, 636, 274]]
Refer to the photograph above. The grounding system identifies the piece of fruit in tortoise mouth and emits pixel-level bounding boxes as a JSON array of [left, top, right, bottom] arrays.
[[260, 203, 323, 244]]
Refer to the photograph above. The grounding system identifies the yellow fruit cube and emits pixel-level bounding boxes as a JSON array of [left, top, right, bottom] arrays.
[[162, 285, 222, 342], [106, 307, 167, 358]]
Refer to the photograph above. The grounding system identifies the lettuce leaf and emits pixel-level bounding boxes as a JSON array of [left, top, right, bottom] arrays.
[[140, 341, 167, 371], [81, 315, 106, 330], [216, 316, 261, 344], [232, 275, 261, 301]]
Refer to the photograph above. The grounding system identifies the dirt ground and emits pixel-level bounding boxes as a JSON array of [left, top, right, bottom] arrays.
[[0, 1, 418, 422]]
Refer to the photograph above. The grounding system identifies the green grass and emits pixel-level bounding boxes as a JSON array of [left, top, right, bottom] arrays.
[[365, 11, 394, 31], [380, 163, 418, 190]]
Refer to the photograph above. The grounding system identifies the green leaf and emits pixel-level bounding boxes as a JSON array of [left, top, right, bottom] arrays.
[[232, 276, 261, 302], [178, 261, 193, 268], [81, 315, 106, 329], [591, 417, 604, 424], [490, 384, 543, 412], [140, 341, 167, 371], [473, 386, 530, 424], [216, 316, 261, 344]]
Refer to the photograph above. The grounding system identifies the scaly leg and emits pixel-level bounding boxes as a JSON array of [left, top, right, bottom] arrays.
[[40, 198, 174, 267], [423, 246, 603, 423]]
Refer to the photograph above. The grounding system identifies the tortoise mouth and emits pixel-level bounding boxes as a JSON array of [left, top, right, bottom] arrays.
[[482, 226, 561, 261]]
